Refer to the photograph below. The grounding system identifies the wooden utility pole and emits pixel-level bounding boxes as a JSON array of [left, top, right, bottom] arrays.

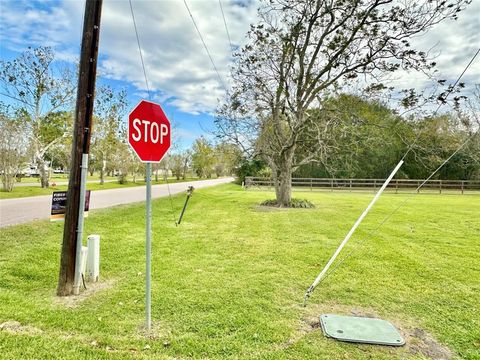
[[57, 0, 103, 296]]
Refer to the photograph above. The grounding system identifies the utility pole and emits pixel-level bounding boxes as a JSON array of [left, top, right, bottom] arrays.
[[57, 0, 103, 296]]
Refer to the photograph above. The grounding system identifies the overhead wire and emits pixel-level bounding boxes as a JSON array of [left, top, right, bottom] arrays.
[[183, 0, 229, 92], [218, 0, 234, 53], [129, 0, 151, 99], [400, 47, 480, 162], [128, 0, 177, 224]]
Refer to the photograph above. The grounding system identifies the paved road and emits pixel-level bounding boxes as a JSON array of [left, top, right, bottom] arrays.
[[0, 177, 233, 228]]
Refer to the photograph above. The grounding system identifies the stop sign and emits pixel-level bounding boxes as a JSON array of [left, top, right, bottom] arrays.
[[128, 100, 171, 163]]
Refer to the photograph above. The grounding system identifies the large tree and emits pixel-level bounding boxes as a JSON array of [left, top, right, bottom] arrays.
[[0, 47, 75, 188], [216, 0, 470, 206]]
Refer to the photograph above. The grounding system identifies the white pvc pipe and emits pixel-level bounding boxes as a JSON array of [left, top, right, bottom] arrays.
[[306, 160, 404, 294]]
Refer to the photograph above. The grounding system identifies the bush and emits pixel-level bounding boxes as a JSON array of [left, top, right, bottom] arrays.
[[260, 198, 315, 208], [235, 158, 268, 184], [117, 173, 128, 184]]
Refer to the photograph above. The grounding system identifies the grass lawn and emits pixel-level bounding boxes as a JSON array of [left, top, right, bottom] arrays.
[[0, 184, 478, 359], [49, 174, 118, 181], [0, 177, 199, 200]]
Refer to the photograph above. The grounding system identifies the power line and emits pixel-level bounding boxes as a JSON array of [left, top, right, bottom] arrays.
[[432, 47, 480, 116], [400, 47, 480, 161], [128, 0, 151, 99], [128, 0, 177, 224], [218, 0, 234, 53], [183, 0, 228, 92]]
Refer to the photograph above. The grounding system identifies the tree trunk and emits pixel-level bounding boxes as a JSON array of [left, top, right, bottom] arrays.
[[2, 174, 14, 192], [182, 158, 188, 179], [100, 158, 106, 185], [269, 150, 294, 207], [276, 168, 292, 206], [38, 158, 49, 188]]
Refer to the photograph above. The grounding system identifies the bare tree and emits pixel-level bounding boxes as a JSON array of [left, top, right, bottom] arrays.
[[0, 107, 28, 191], [0, 47, 75, 188], [216, 0, 470, 206]]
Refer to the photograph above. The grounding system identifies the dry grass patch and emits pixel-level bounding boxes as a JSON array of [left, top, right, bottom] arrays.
[[282, 302, 453, 359]]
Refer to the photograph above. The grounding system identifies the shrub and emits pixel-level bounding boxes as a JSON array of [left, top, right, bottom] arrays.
[[260, 198, 315, 208], [117, 173, 128, 184], [235, 158, 268, 184]]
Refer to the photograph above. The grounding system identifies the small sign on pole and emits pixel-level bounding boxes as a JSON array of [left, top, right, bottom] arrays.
[[51, 190, 91, 221], [128, 100, 171, 330]]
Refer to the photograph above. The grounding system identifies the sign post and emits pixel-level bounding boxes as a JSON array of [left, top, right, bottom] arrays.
[[145, 162, 152, 328], [128, 100, 171, 329]]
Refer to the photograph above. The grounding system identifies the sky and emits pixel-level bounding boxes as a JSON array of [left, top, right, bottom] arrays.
[[0, 0, 479, 150]]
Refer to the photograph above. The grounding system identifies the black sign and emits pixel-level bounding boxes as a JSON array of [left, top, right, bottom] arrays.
[[51, 191, 91, 220]]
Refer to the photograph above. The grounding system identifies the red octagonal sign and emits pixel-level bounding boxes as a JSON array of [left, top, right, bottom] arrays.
[[128, 100, 171, 163]]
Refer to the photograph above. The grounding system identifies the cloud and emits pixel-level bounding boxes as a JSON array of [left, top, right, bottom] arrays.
[[1, 0, 258, 115], [1, 0, 477, 116], [96, 0, 258, 114], [0, 0, 84, 56], [387, 1, 480, 92]]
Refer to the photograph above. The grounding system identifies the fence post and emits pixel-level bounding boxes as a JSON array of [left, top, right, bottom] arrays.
[[417, 181, 420, 193], [395, 179, 398, 194], [439, 180, 442, 194], [331, 179, 333, 192], [461, 181, 464, 195], [311, 178, 313, 191], [350, 179, 352, 192]]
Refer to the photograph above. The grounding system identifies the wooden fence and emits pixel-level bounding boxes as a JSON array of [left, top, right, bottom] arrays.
[[244, 177, 480, 194]]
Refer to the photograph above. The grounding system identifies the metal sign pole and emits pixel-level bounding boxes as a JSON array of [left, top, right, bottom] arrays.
[[146, 162, 152, 329], [73, 153, 89, 295]]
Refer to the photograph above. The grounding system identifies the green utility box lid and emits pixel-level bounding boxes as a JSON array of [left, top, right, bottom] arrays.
[[320, 314, 405, 346]]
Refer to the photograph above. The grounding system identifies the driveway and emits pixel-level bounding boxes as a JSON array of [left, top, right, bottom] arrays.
[[0, 177, 234, 227]]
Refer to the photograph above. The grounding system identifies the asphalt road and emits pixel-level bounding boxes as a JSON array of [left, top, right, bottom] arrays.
[[0, 177, 234, 228]]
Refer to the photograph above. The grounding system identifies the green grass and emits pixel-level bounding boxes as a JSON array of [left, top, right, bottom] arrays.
[[0, 184, 479, 359], [49, 174, 118, 181], [0, 177, 199, 200], [18, 174, 118, 182]]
